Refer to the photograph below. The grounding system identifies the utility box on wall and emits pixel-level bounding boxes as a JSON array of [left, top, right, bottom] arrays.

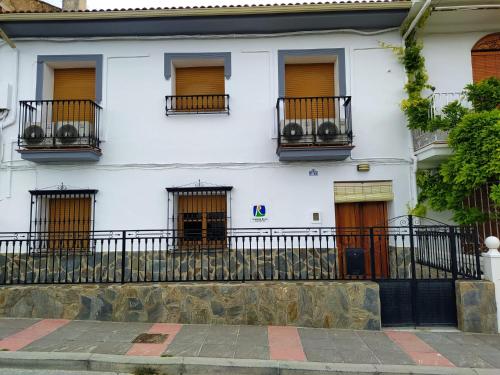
[[0, 82, 12, 111]]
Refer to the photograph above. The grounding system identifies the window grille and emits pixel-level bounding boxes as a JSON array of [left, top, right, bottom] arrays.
[[29, 189, 97, 253], [166, 186, 232, 249]]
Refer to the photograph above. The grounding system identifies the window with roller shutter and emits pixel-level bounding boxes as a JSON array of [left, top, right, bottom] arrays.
[[52, 68, 96, 123], [284, 63, 335, 119], [174, 66, 226, 111], [471, 33, 500, 82]]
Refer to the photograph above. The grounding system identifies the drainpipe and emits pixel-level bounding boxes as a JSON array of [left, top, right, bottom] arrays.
[[0, 45, 19, 201], [1, 47, 19, 129], [402, 0, 432, 209], [402, 0, 432, 44]]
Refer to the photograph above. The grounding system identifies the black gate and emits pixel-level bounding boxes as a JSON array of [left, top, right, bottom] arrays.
[[376, 216, 481, 327]]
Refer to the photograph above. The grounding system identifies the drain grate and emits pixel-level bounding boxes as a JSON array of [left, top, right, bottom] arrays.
[[132, 333, 169, 344]]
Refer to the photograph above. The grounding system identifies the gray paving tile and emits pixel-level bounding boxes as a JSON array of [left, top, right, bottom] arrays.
[[299, 328, 330, 341], [198, 343, 236, 358], [233, 325, 268, 359], [300, 337, 335, 349], [303, 348, 344, 363], [90, 341, 133, 355], [24, 340, 98, 353], [234, 345, 269, 360], [237, 325, 268, 342], [416, 332, 495, 369], [0, 319, 40, 340], [165, 339, 204, 357], [356, 331, 414, 365], [474, 333, 500, 347]]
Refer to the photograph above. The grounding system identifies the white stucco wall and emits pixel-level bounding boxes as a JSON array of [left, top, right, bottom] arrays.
[[422, 30, 498, 93], [0, 30, 415, 231]]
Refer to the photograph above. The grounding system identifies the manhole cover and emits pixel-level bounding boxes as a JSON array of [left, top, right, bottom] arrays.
[[132, 333, 168, 344]]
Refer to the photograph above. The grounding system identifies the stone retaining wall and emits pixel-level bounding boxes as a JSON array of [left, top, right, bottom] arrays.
[[455, 280, 498, 334], [0, 281, 381, 330], [0, 248, 339, 284]]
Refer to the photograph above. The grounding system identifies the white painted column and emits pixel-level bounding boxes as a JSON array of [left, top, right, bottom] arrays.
[[482, 236, 500, 333]]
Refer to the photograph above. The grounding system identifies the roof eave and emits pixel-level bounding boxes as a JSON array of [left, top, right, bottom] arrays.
[[0, 2, 412, 22]]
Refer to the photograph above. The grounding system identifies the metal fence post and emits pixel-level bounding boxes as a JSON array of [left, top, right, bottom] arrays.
[[369, 227, 376, 280], [448, 226, 458, 280], [121, 231, 126, 284], [408, 215, 418, 325]]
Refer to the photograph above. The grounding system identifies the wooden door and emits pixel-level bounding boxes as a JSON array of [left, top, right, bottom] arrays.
[[177, 194, 227, 249], [285, 63, 335, 119], [335, 202, 388, 278], [48, 197, 91, 252], [53, 68, 96, 123]]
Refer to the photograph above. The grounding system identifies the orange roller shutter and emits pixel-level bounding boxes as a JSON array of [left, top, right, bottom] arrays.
[[285, 63, 335, 119], [472, 51, 500, 82], [175, 66, 225, 111], [53, 68, 96, 122]]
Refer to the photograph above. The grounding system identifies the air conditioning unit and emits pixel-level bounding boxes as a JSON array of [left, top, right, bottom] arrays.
[[54, 121, 94, 146]]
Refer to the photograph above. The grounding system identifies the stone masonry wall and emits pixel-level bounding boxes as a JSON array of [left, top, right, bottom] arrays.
[[0, 248, 339, 284], [455, 280, 498, 334], [0, 281, 381, 330]]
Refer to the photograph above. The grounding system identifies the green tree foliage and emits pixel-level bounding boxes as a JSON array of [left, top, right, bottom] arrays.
[[416, 80, 500, 224], [386, 17, 499, 224]]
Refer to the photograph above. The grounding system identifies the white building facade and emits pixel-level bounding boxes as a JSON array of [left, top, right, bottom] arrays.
[[2, 0, 497, 237], [0, 1, 418, 236]]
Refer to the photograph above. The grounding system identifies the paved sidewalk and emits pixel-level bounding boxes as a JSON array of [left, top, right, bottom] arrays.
[[0, 318, 499, 373]]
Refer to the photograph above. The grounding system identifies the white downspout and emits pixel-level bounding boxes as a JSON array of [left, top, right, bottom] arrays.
[[402, 0, 432, 43], [1, 47, 19, 129], [402, 0, 432, 209], [0, 46, 19, 201]]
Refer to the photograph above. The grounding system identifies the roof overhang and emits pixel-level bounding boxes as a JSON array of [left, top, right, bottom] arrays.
[[0, 2, 411, 38]]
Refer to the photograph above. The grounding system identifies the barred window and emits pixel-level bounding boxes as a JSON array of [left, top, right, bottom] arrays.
[[167, 186, 232, 249], [29, 189, 97, 253]]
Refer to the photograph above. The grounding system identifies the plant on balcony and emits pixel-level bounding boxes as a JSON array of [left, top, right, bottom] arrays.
[[416, 79, 500, 224]]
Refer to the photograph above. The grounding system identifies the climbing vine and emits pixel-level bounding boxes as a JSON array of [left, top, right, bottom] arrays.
[[384, 10, 500, 224]]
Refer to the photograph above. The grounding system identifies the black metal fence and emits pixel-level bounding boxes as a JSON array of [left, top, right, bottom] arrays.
[[0, 218, 482, 285], [18, 100, 101, 149], [276, 96, 352, 148], [165, 95, 230, 115]]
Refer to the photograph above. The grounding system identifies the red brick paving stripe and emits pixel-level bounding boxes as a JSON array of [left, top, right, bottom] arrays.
[[268, 326, 306, 361], [385, 331, 455, 367], [126, 323, 183, 357], [0, 319, 70, 352]]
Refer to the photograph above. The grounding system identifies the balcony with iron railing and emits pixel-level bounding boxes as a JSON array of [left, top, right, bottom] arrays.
[[165, 94, 230, 115], [276, 96, 353, 161], [17, 100, 102, 162], [412, 92, 469, 168]]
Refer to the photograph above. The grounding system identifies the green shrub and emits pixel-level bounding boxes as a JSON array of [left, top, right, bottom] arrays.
[[465, 77, 500, 112]]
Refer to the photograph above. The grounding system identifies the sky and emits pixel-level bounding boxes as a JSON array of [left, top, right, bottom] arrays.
[[44, 0, 301, 9]]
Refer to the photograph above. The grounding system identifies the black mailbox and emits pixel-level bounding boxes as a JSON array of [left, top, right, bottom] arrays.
[[346, 248, 365, 276]]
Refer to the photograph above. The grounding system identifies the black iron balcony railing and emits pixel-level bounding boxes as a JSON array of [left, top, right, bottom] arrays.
[[166, 94, 230, 115], [18, 100, 101, 149], [276, 96, 352, 148]]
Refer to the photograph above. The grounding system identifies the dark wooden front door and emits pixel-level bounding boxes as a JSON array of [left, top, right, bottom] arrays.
[[335, 201, 389, 278]]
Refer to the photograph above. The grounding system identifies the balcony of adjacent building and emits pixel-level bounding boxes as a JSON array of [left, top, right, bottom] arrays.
[[412, 92, 468, 169], [17, 99, 102, 162]]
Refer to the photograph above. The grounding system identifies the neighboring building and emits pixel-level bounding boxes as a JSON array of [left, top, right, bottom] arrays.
[[410, 0, 499, 238], [0, 0, 59, 13], [0, 0, 498, 242]]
